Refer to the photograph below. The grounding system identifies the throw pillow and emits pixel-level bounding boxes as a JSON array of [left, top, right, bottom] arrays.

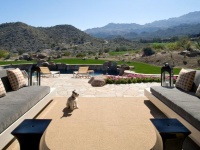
[[175, 68, 196, 91], [0, 79, 6, 97], [7, 68, 26, 91], [195, 84, 200, 97]]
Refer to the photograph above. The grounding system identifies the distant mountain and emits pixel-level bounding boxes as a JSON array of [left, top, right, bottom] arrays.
[[85, 11, 200, 39], [0, 22, 103, 52], [146, 11, 200, 28]]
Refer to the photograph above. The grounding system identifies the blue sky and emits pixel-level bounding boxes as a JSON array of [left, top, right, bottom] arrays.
[[0, 0, 200, 30]]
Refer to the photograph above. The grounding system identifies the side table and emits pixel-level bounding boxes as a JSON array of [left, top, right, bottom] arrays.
[[150, 118, 191, 150], [11, 119, 51, 150]]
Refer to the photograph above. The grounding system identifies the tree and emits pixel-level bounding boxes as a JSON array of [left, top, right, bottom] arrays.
[[0, 50, 9, 58]]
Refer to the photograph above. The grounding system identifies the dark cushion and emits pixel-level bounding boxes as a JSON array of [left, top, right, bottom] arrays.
[[150, 86, 200, 131], [0, 69, 13, 92], [0, 86, 50, 134]]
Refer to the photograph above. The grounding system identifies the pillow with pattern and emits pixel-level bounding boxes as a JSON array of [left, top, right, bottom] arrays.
[[0, 78, 6, 97], [7, 68, 26, 91], [175, 68, 196, 91]]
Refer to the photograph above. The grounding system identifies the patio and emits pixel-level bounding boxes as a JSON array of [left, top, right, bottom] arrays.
[[40, 74, 160, 97], [5, 74, 200, 150]]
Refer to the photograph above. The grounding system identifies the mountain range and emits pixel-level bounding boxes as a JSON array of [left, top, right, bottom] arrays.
[[84, 11, 200, 39], [0, 22, 105, 52]]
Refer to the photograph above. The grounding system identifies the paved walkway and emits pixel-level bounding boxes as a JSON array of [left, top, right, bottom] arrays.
[[41, 74, 159, 97]]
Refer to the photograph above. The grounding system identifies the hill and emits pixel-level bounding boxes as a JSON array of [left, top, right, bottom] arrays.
[[85, 11, 200, 39], [0, 22, 146, 53], [0, 22, 104, 52]]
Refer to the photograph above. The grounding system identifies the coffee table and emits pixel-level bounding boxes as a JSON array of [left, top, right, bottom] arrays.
[[11, 119, 51, 150], [150, 118, 191, 150]]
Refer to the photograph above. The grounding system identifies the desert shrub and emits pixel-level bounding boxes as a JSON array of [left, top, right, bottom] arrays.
[[0, 50, 9, 58], [166, 42, 179, 50], [142, 47, 155, 56], [152, 43, 165, 50], [63, 51, 71, 56], [76, 53, 86, 58]]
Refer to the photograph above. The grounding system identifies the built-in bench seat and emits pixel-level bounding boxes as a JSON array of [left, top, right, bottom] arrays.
[[0, 86, 50, 134], [144, 69, 200, 147], [0, 69, 56, 149]]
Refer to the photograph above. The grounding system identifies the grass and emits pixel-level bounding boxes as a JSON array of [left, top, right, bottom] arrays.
[[0, 60, 36, 65], [0, 58, 181, 74], [117, 61, 181, 74], [108, 50, 138, 56]]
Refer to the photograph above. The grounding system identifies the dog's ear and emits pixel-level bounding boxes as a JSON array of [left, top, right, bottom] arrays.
[[72, 90, 76, 94]]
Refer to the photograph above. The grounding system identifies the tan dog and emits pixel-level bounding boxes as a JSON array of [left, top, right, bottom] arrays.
[[66, 90, 79, 110]]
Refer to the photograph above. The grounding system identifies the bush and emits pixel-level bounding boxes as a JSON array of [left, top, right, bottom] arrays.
[[152, 43, 165, 50], [0, 50, 9, 58], [142, 47, 155, 56], [76, 53, 86, 58], [105, 74, 162, 84]]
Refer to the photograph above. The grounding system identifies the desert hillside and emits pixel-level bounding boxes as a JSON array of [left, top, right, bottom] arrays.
[[135, 51, 200, 69]]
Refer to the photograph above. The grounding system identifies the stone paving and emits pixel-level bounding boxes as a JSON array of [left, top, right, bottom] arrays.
[[41, 74, 160, 97]]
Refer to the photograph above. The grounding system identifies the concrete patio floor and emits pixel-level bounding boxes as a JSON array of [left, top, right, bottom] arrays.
[[40, 74, 160, 97]]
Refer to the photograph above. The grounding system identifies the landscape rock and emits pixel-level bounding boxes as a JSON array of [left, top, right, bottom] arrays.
[[88, 75, 107, 87]]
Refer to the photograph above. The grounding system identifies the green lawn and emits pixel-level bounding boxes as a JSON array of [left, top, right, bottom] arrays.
[[108, 50, 137, 56], [117, 61, 181, 75], [0, 60, 36, 65], [0, 58, 181, 74]]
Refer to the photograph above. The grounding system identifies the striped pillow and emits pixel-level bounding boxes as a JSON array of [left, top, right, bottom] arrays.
[[7, 68, 26, 91], [0, 79, 6, 97], [175, 68, 196, 91]]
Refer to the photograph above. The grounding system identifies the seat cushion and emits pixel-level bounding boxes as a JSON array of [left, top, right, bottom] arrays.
[[0, 86, 50, 134], [0, 79, 6, 97], [195, 84, 200, 97], [175, 68, 196, 91], [0, 69, 13, 92], [150, 86, 200, 131], [7, 68, 26, 91]]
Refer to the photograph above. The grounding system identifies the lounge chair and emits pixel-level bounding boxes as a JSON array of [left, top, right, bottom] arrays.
[[39, 67, 60, 77], [73, 66, 90, 78]]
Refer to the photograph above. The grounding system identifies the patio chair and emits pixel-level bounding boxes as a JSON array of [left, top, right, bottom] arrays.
[[73, 66, 90, 78], [39, 67, 60, 77]]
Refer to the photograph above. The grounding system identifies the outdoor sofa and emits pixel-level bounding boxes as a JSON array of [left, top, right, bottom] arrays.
[[144, 69, 200, 147], [0, 69, 56, 149]]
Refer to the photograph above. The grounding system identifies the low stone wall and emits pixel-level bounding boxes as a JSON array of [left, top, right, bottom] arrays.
[[2, 64, 118, 72]]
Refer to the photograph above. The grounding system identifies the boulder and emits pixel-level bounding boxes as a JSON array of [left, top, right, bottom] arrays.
[[88, 75, 107, 87]]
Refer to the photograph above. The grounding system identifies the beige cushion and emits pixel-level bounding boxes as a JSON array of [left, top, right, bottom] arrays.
[[7, 68, 26, 91], [0, 79, 6, 97], [195, 84, 200, 97], [175, 68, 196, 91]]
